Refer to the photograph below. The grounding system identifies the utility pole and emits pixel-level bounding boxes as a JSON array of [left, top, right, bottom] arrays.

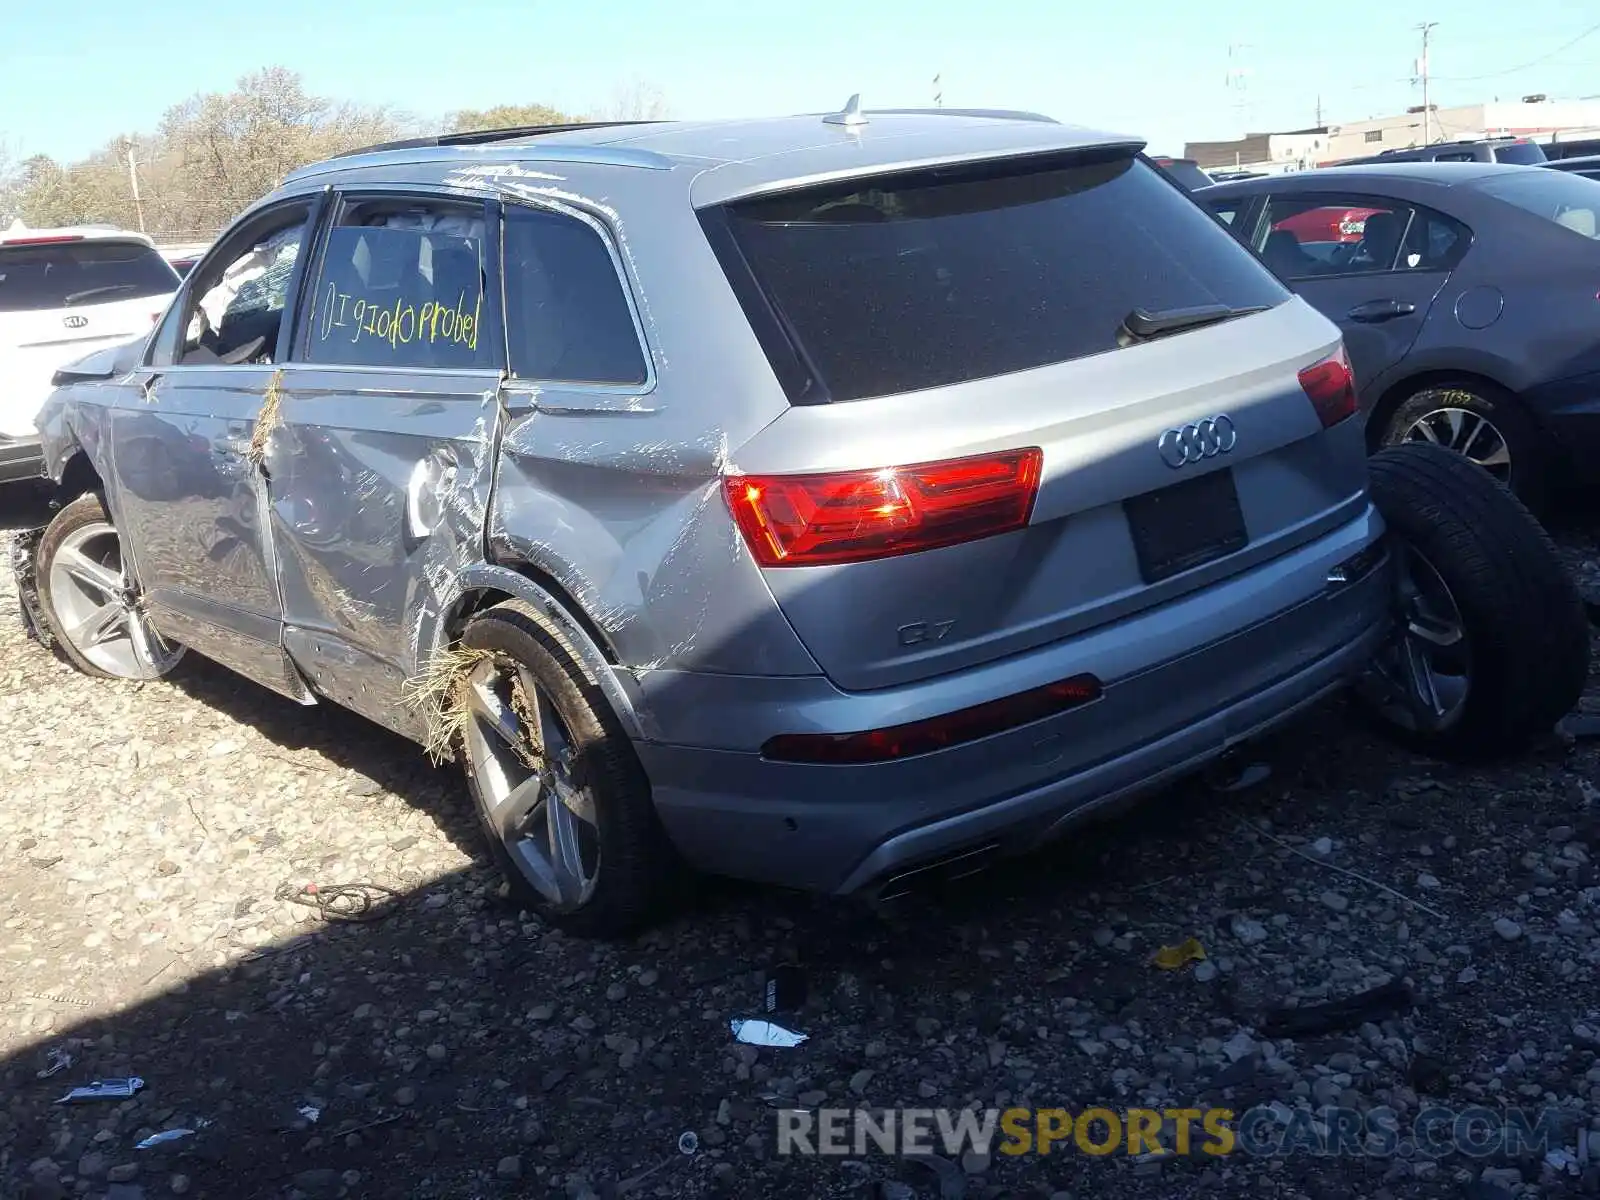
[[1416, 22, 1438, 145], [124, 140, 146, 234], [933, 74, 942, 108], [1316, 94, 1324, 126]]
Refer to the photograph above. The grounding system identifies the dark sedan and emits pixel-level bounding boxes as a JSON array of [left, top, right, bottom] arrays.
[[1200, 163, 1600, 511], [1547, 154, 1600, 182]]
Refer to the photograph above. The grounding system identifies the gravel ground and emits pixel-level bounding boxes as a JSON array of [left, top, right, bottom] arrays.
[[2, 490, 1600, 1200]]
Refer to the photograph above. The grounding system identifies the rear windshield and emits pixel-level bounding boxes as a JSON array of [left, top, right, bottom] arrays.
[[0, 239, 179, 313], [1476, 170, 1600, 240], [718, 152, 1291, 403], [1493, 141, 1547, 165]]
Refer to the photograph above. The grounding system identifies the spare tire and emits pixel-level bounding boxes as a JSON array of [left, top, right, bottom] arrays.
[[1356, 441, 1588, 759]]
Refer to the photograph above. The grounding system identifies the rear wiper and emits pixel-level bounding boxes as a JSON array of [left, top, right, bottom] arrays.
[[63, 283, 137, 306], [1118, 303, 1268, 345]]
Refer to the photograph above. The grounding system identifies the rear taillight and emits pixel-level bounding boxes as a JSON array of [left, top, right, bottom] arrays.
[[761, 673, 1104, 764], [1298, 348, 1358, 429], [724, 448, 1043, 568]]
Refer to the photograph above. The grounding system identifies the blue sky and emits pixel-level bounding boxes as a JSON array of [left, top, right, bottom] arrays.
[[2, 0, 1597, 164]]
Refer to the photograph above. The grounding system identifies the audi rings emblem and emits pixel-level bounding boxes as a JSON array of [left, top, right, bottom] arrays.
[[1158, 415, 1237, 469]]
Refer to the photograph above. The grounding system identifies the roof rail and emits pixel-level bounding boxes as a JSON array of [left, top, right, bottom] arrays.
[[326, 119, 668, 163], [869, 107, 1059, 124]]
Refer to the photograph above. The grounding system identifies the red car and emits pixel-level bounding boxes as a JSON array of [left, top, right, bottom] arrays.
[[1272, 204, 1381, 245]]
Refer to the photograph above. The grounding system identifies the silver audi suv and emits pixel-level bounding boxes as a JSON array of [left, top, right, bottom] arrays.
[[14, 101, 1586, 934]]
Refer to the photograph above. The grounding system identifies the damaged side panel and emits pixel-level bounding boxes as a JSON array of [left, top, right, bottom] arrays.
[[481, 165, 816, 683], [266, 369, 502, 744]]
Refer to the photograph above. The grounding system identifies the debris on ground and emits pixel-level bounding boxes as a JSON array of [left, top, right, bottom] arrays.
[[1150, 937, 1207, 970], [56, 1077, 144, 1104], [1259, 978, 1415, 1038], [730, 1018, 808, 1048]]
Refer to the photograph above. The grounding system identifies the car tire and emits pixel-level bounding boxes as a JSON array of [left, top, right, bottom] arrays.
[[455, 599, 674, 937], [1379, 383, 1550, 514], [1356, 441, 1587, 760], [33, 492, 185, 681]]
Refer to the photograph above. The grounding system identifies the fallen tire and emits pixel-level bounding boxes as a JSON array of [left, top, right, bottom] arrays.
[[1356, 441, 1588, 760]]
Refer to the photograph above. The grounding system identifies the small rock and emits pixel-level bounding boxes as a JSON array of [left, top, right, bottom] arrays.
[[961, 1151, 991, 1174], [1321, 891, 1350, 913], [170, 1176, 191, 1196], [605, 983, 627, 1001], [1092, 928, 1115, 948], [798, 1090, 828, 1106], [880, 1183, 916, 1200], [78, 1153, 108, 1180], [637, 969, 659, 987], [1310, 837, 1334, 857], [1194, 960, 1219, 983], [426, 1043, 447, 1062], [106, 1164, 139, 1184], [849, 1069, 874, 1095], [1230, 915, 1268, 945], [291, 1169, 342, 1199], [394, 1085, 417, 1106], [1549, 826, 1575, 844], [529, 1004, 555, 1021], [1417, 873, 1441, 889], [1493, 917, 1523, 941], [497, 1156, 523, 1181]]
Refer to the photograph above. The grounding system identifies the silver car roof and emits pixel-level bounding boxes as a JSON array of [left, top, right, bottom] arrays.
[[279, 109, 1145, 208]]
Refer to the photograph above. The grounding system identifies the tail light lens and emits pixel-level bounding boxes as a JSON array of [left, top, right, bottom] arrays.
[[761, 673, 1103, 764], [1298, 347, 1358, 429], [724, 448, 1043, 568]]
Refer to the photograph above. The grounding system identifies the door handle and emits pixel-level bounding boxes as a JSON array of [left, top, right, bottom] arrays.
[[1346, 299, 1416, 323]]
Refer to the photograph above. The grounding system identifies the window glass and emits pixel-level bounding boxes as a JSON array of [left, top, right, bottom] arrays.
[[1475, 170, 1600, 241], [718, 153, 1290, 403], [1259, 197, 1414, 277], [1207, 201, 1243, 226], [303, 200, 496, 370], [1398, 208, 1471, 270], [0, 240, 178, 313], [1493, 141, 1546, 165], [502, 204, 648, 385], [170, 206, 310, 365]]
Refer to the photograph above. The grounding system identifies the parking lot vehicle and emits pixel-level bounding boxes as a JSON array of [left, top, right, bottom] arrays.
[[0, 225, 179, 487], [15, 106, 1587, 935], [1544, 137, 1600, 162], [1333, 137, 1547, 167], [1201, 163, 1600, 512], [1545, 154, 1600, 182]]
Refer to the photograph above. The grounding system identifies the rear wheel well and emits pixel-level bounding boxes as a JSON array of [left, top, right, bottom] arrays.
[[1365, 370, 1518, 451], [443, 563, 621, 666]]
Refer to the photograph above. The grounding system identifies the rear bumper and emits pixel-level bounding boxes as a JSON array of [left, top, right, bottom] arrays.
[[0, 436, 44, 487], [635, 508, 1392, 895], [1524, 371, 1600, 480]]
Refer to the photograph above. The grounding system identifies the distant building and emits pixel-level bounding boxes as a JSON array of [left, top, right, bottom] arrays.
[[1186, 97, 1600, 171], [1186, 128, 1330, 174]]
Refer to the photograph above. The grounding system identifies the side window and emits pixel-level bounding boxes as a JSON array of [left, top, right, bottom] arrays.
[[155, 203, 312, 367], [502, 203, 648, 386], [1259, 196, 1414, 278], [301, 197, 496, 371], [1207, 201, 1243, 227], [1399, 207, 1470, 271], [1434, 151, 1475, 163]]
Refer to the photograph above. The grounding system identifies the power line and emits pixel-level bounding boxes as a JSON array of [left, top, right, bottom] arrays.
[[1433, 18, 1600, 81]]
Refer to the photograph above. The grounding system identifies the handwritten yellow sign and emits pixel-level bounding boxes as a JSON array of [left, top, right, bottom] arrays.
[[316, 281, 483, 354]]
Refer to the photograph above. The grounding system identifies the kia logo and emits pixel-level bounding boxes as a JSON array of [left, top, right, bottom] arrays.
[[62, 315, 88, 329]]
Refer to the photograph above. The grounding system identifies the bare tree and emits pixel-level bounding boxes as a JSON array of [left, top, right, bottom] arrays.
[[591, 78, 671, 122]]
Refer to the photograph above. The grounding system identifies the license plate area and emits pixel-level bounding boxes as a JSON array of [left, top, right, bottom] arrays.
[[1124, 469, 1249, 584]]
